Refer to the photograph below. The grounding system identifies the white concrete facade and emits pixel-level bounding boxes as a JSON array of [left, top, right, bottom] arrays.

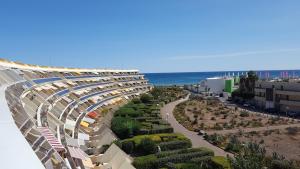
[[0, 60, 149, 169]]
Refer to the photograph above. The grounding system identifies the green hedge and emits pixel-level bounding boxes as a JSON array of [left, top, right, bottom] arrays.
[[136, 138, 157, 155], [139, 127, 174, 135], [121, 133, 188, 145], [133, 148, 214, 169], [119, 133, 191, 155], [191, 156, 212, 164], [114, 107, 143, 117], [111, 117, 141, 139], [211, 156, 231, 169], [158, 150, 214, 167], [175, 163, 204, 169], [133, 154, 158, 169], [157, 148, 213, 158], [121, 140, 135, 154], [158, 140, 192, 151]]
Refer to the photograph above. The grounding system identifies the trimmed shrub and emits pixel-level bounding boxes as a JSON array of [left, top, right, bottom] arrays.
[[114, 107, 142, 117], [158, 150, 214, 167], [165, 162, 176, 169], [111, 117, 141, 139], [156, 148, 209, 158], [156, 147, 213, 158], [139, 127, 174, 135], [140, 93, 154, 103], [121, 133, 187, 145], [211, 156, 231, 169], [175, 163, 203, 169], [133, 154, 158, 169], [136, 138, 157, 155], [158, 140, 192, 151], [191, 156, 212, 164], [121, 140, 135, 154], [132, 98, 142, 104]]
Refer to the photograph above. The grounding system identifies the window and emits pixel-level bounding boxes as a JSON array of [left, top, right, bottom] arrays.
[[266, 88, 273, 101]]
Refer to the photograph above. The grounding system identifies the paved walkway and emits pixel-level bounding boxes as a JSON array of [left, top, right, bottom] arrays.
[[160, 95, 233, 157]]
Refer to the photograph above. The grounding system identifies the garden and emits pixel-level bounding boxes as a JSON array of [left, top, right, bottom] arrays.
[[173, 95, 298, 132], [110, 87, 231, 169], [204, 126, 300, 160]]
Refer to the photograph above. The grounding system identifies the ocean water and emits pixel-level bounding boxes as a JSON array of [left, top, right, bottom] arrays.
[[144, 70, 300, 86]]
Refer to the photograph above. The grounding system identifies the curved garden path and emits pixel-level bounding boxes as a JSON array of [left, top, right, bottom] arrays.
[[160, 95, 233, 157]]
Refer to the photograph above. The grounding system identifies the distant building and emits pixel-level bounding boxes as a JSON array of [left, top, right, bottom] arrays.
[[225, 78, 235, 93], [255, 79, 300, 113], [185, 76, 237, 96], [184, 84, 200, 93], [199, 77, 226, 95]]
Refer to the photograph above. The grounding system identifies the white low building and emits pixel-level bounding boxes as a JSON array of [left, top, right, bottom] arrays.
[[198, 77, 226, 95]]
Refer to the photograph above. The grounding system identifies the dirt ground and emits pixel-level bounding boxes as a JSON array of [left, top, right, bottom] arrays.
[[227, 128, 300, 160], [174, 97, 300, 160], [174, 98, 299, 131]]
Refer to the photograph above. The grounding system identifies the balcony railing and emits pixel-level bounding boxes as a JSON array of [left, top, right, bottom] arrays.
[[276, 90, 300, 96], [280, 99, 300, 106]]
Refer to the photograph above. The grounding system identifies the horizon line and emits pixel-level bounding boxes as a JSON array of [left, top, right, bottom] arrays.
[[143, 68, 300, 74]]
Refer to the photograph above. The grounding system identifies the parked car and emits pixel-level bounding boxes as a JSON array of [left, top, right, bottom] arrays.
[[198, 130, 206, 136], [243, 103, 250, 107]]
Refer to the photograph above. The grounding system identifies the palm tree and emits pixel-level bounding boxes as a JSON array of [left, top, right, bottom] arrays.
[[237, 71, 258, 99]]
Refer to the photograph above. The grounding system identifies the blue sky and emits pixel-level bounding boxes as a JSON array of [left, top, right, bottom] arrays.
[[0, 0, 300, 73]]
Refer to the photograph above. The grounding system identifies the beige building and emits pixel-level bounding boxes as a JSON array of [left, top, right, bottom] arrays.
[[0, 59, 151, 169], [255, 79, 300, 113]]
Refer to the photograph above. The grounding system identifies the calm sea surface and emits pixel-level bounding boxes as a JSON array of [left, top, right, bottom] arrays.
[[144, 70, 300, 86]]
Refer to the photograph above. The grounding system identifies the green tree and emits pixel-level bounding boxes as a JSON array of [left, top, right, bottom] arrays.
[[140, 93, 154, 103], [234, 71, 258, 99]]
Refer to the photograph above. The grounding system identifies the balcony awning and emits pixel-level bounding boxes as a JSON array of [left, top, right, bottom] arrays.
[[82, 158, 94, 168], [83, 117, 95, 124], [38, 127, 65, 152], [66, 138, 78, 147], [65, 119, 76, 130], [66, 81, 76, 85], [80, 121, 89, 128], [78, 133, 90, 141], [35, 87, 43, 91], [87, 111, 97, 119], [68, 146, 89, 160]]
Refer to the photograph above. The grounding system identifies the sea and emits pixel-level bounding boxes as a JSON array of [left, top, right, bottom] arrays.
[[144, 70, 300, 86]]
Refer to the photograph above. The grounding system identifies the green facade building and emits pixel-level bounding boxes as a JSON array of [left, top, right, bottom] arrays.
[[225, 79, 234, 93]]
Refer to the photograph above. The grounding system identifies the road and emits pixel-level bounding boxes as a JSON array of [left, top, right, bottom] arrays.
[[160, 95, 233, 157]]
